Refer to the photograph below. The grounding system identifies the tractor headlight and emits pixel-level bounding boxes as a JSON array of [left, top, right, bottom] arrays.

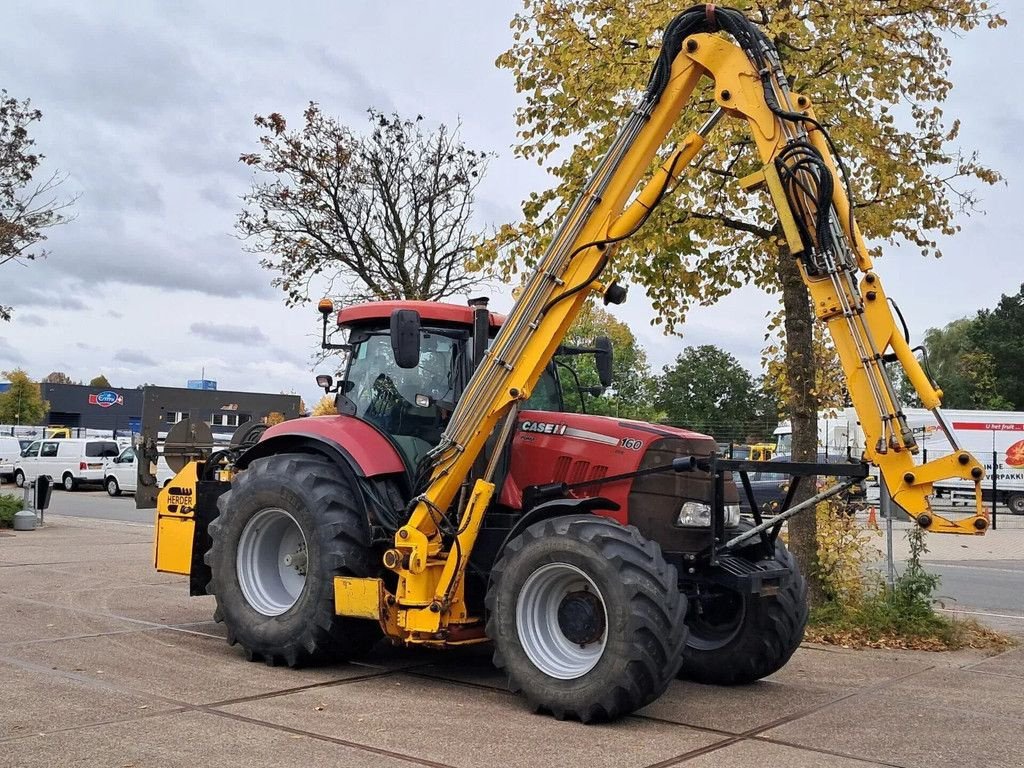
[[677, 501, 711, 527], [676, 502, 741, 528]]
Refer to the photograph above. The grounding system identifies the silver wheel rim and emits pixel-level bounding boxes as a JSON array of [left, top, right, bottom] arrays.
[[107, 478, 117, 494], [516, 563, 607, 680], [63, 475, 73, 490], [236, 507, 308, 617]]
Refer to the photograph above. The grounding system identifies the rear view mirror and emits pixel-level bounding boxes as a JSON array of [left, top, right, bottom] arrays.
[[594, 336, 613, 388], [391, 309, 421, 369]]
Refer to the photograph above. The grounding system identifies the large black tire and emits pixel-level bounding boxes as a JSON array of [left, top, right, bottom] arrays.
[[678, 521, 807, 685], [1007, 493, 1024, 516], [486, 515, 687, 722], [206, 453, 381, 667]]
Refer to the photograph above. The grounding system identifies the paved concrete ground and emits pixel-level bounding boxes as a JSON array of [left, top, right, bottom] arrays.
[[2, 516, 1024, 768]]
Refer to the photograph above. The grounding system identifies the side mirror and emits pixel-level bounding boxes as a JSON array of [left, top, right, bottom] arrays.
[[390, 309, 421, 369], [594, 336, 613, 388]]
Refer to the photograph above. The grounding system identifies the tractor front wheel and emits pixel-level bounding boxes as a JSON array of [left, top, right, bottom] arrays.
[[678, 522, 807, 685], [206, 453, 381, 667], [486, 515, 687, 722]]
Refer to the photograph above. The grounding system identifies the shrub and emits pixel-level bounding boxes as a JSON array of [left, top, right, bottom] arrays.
[[0, 493, 25, 528]]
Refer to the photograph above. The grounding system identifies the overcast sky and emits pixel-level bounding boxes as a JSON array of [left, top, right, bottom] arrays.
[[0, 1, 1020, 408]]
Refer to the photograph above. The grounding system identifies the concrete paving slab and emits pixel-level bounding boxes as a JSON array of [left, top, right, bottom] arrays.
[[41, 559, 185, 589], [0, 709, 417, 768], [963, 646, 1024, 679], [764, 666, 1024, 768], [0, 539, 152, 565], [1, 628, 379, 705], [638, 677, 838, 734], [683, 739, 892, 767], [769, 645, 936, 685], [26, 583, 217, 626], [0, 562, 104, 596], [0, 660, 177, 741], [638, 645, 933, 733], [221, 673, 725, 768], [397, 643, 507, 688], [0, 594, 144, 644]]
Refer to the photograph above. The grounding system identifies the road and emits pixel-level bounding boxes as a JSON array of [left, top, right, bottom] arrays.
[[6, 480, 1024, 633]]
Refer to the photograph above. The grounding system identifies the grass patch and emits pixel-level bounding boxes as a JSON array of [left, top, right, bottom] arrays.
[[807, 596, 1011, 651], [808, 523, 1013, 652], [0, 493, 24, 528]]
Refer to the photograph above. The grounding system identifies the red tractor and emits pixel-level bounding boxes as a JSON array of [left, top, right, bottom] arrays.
[[191, 296, 809, 705]]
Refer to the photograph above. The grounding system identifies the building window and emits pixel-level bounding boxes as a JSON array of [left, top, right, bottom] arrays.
[[212, 413, 241, 428], [166, 411, 189, 424]]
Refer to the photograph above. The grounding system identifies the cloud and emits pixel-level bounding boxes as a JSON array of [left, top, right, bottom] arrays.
[[106, 309, 123, 319], [0, 338, 26, 365], [3, 280, 88, 311], [15, 314, 48, 327], [189, 322, 268, 346], [114, 349, 157, 366]]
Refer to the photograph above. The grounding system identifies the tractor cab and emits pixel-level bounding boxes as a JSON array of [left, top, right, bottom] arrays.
[[315, 298, 607, 470]]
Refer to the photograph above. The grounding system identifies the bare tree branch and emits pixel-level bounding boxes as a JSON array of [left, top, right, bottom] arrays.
[[237, 106, 491, 307], [0, 90, 75, 320]]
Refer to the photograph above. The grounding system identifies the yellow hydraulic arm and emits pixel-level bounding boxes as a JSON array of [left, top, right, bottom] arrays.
[[337, 5, 987, 643]]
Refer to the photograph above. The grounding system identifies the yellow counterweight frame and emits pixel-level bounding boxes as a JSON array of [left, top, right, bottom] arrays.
[[335, 30, 987, 644]]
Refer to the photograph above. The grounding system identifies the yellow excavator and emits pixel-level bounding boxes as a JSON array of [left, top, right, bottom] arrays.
[[154, 5, 987, 722]]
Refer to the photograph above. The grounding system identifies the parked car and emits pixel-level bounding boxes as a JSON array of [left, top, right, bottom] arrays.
[[14, 438, 121, 491], [735, 453, 867, 515], [103, 447, 174, 496], [0, 436, 24, 482]]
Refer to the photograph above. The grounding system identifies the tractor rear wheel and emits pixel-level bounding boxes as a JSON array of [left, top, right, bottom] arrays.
[[486, 515, 687, 722], [206, 453, 381, 667], [678, 521, 807, 685]]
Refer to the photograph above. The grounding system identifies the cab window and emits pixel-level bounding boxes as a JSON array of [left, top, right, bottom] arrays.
[[22, 441, 41, 458], [524, 367, 563, 412], [40, 442, 59, 458], [344, 329, 465, 467]]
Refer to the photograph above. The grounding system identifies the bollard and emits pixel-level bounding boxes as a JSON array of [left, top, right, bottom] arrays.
[[13, 479, 36, 530]]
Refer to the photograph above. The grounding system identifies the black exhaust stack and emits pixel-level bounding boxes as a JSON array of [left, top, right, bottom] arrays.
[[468, 296, 490, 374]]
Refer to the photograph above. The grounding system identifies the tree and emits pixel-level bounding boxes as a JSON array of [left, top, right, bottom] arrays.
[[1, 90, 74, 321], [43, 371, 78, 385], [923, 314, 1014, 410], [310, 395, 338, 417], [239, 106, 490, 307], [559, 301, 659, 420], [0, 369, 47, 424], [88, 375, 111, 388], [656, 346, 772, 442], [970, 284, 1024, 408], [490, 1, 1004, 605]]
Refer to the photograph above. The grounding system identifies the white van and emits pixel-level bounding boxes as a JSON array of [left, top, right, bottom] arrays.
[[15, 438, 121, 491], [103, 447, 174, 496], [0, 436, 24, 482]]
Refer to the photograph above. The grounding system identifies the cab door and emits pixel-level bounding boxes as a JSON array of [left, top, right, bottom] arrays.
[[38, 440, 61, 479], [115, 448, 137, 492]]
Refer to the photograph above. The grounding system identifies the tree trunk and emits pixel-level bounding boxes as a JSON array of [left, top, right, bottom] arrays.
[[776, 249, 824, 607]]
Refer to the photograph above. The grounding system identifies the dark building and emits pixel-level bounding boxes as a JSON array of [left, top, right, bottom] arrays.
[[38, 383, 302, 439], [40, 384, 144, 435]]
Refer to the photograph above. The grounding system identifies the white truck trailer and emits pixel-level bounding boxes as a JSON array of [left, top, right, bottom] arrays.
[[774, 408, 1024, 514]]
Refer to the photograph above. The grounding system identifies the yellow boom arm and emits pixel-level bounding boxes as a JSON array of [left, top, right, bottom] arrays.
[[341, 6, 986, 642]]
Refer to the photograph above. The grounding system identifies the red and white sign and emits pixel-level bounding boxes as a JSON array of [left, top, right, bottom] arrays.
[[951, 421, 1024, 432]]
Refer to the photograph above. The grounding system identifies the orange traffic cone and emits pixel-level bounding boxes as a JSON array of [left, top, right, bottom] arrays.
[[867, 505, 879, 530]]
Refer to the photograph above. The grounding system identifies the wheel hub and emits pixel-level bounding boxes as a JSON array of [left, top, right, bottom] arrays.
[[557, 590, 605, 645], [515, 562, 608, 680], [236, 508, 308, 617]]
